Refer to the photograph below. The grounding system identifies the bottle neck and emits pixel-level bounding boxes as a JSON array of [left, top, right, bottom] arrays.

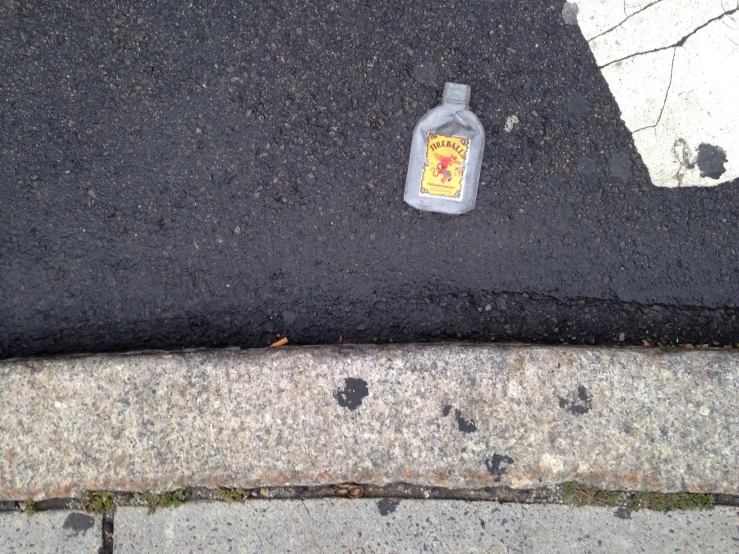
[[442, 82, 471, 109]]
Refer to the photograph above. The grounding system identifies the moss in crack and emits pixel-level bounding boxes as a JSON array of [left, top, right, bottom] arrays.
[[84, 491, 114, 515], [630, 492, 714, 512], [22, 500, 36, 516], [218, 488, 246, 504], [562, 483, 715, 512], [143, 489, 185, 513], [562, 482, 622, 507]]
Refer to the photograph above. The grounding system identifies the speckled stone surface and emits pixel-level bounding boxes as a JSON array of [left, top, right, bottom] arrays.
[[0, 511, 101, 554], [1, 345, 738, 499], [113, 500, 739, 554]]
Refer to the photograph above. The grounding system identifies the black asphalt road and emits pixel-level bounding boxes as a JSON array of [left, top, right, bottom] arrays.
[[1, 0, 738, 358]]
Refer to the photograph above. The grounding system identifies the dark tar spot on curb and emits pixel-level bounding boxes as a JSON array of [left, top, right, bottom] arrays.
[[377, 498, 400, 516], [441, 404, 452, 417], [334, 378, 369, 411], [454, 409, 477, 433], [558, 384, 592, 415], [613, 507, 631, 520], [62, 513, 95, 535], [485, 453, 515, 482], [696, 144, 727, 179]]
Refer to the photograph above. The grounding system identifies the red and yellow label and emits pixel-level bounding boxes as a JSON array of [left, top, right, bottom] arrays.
[[420, 133, 468, 199]]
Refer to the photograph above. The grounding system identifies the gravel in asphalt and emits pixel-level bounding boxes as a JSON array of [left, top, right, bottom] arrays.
[[1, 0, 738, 357]]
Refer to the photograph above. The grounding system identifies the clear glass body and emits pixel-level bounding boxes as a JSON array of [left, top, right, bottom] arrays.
[[404, 85, 485, 215]]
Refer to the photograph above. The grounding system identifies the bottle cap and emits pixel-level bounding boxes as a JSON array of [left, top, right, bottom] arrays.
[[443, 82, 471, 105]]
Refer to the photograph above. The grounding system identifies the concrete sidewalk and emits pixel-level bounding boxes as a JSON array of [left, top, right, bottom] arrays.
[[114, 500, 738, 554], [1, 344, 737, 499], [0, 510, 101, 554], [2, 500, 736, 554]]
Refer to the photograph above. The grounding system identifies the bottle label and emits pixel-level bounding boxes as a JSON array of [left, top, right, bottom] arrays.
[[420, 133, 469, 199]]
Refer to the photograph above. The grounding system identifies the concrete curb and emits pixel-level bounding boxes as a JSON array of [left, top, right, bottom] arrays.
[[1, 344, 737, 500]]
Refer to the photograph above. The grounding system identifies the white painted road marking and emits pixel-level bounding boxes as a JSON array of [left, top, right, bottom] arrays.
[[569, 0, 738, 187]]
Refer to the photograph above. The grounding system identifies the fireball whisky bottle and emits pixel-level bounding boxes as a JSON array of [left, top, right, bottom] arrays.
[[404, 83, 485, 214]]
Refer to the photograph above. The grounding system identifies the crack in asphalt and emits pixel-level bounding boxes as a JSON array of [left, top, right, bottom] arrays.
[[599, 6, 739, 68]]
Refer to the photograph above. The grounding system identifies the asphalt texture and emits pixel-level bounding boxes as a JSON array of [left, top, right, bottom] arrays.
[[1, 0, 738, 358]]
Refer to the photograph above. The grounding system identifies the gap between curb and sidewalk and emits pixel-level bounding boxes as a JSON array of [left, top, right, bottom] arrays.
[[1, 343, 737, 500]]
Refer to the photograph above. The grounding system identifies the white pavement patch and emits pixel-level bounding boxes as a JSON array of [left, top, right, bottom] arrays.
[[113, 500, 739, 554], [0, 511, 101, 554], [570, 0, 739, 187]]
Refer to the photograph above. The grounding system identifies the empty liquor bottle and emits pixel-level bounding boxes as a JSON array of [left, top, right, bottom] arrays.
[[404, 83, 485, 214]]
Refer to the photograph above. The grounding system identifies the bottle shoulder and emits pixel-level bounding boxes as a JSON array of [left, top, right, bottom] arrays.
[[413, 105, 484, 137], [463, 110, 484, 129]]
